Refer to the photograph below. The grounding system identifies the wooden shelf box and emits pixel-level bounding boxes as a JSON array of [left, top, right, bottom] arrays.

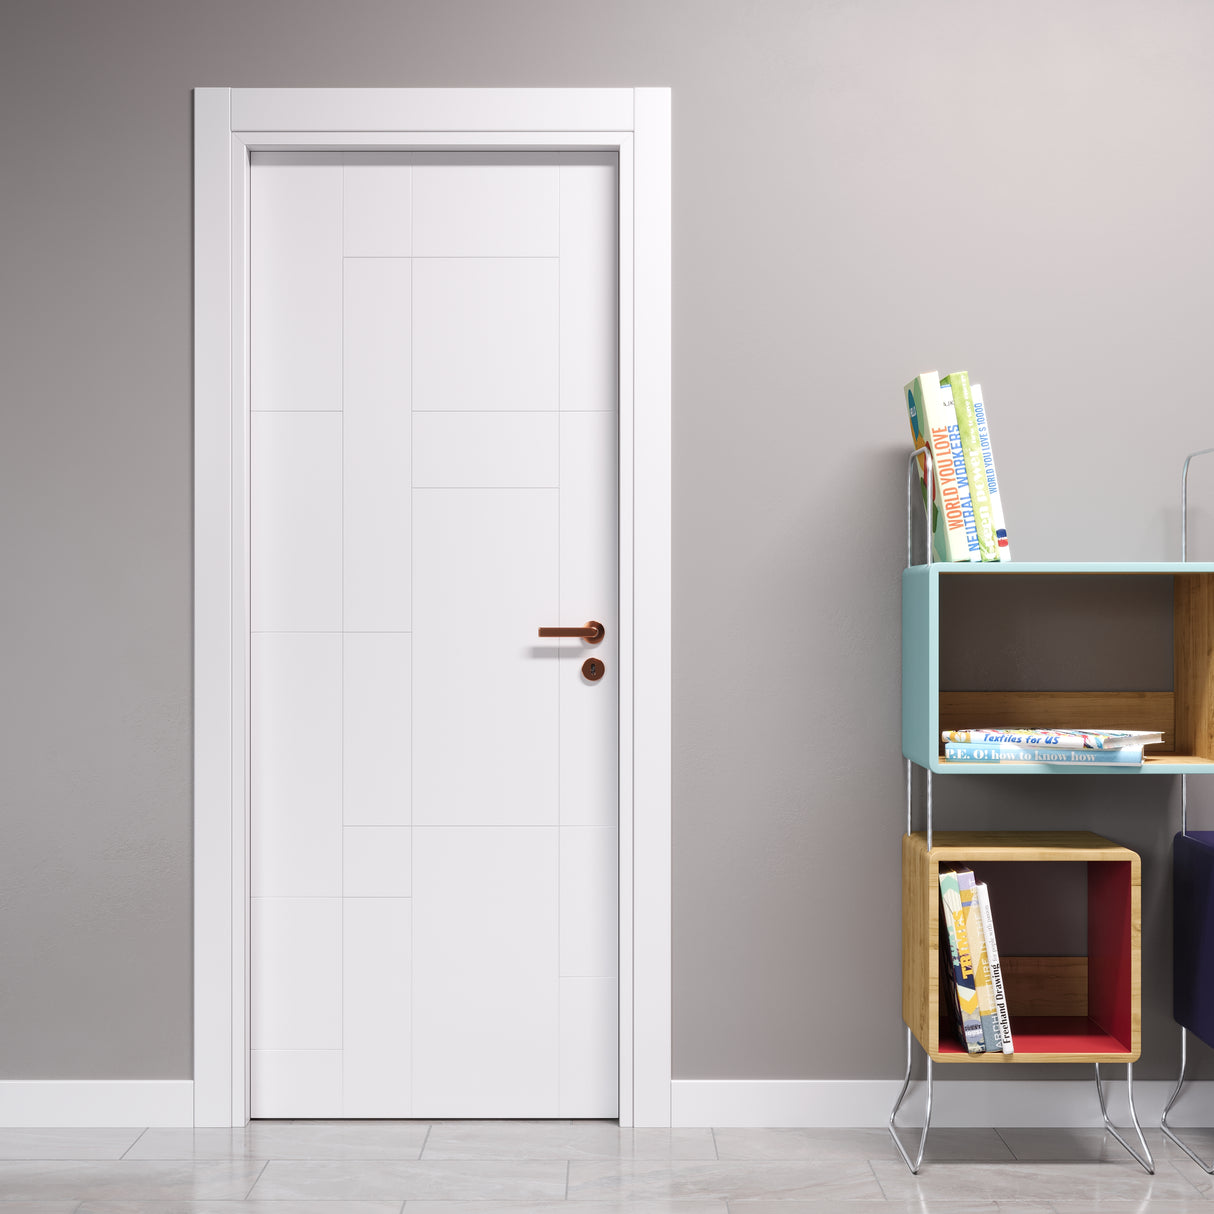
[[901, 562, 1214, 774], [903, 831, 1140, 1063]]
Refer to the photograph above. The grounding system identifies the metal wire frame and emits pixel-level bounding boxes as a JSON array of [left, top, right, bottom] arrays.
[[1181, 448, 1214, 561], [1162, 1026, 1213, 1172], [1094, 1061, 1155, 1173], [906, 447, 933, 849], [1161, 450, 1214, 1168], [888, 1025, 933, 1173], [893, 445, 937, 1169]]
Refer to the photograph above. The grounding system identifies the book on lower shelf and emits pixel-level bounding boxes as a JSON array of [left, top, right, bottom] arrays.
[[938, 869, 984, 1053], [939, 866, 1012, 1054], [959, 870, 1002, 1052], [974, 880, 1014, 1053]]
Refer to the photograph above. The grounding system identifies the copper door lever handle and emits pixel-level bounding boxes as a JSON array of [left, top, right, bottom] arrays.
[[538, 620, 605, 643]]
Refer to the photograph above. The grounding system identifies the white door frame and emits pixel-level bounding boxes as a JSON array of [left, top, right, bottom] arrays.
[[193, 88, 671, 1128]]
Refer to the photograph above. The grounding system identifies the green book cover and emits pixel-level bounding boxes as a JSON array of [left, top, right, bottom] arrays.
[[904, 372, 977, 563], [942, 371, 997, 561]]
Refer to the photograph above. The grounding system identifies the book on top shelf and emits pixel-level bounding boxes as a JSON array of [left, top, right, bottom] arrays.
[[942, 728, 1163, 751], [904, 371, 980, 563], [970, 383, 1010, 559], [941, 371, 999, 561]]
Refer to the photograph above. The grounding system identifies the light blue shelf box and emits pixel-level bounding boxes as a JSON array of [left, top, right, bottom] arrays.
[[901, 561, 1214, 775]]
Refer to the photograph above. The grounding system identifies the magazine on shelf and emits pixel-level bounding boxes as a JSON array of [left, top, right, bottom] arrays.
[[944, 742, 1145, 766], [942, 729, 1163, 751]]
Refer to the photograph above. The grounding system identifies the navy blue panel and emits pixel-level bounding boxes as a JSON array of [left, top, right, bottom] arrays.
[[1174, 832, 1214, 1047]]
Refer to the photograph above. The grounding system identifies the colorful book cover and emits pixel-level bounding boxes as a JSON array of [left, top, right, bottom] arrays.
[[942, 729, 1162, 751], [944, 742, 1145, 766], [957, 870, 1001, 1052], [975, 881, 1014, 1053], [904, 374, 938, 547], [970, 382, 1010, 560], [938, 870, 985, 1052], [941, 371, 998, 561], [904, 371, 980, 562]]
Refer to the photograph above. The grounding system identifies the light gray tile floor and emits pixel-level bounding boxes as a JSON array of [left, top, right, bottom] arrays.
[[0, 1122, 1207, 1211]]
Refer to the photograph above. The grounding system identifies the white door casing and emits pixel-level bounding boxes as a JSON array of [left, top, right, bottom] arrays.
[[193, 89, 671, 1128], [248, 150, 619, 1118]]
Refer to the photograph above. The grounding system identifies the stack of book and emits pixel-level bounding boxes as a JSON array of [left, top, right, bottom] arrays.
[[940, 868, 1013, 1054], [904, 370, 1010, 563], [942, 728, 1163, 767]]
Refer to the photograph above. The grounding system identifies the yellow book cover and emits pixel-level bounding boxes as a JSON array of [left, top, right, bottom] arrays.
[[939, 870, 984, 1052], [957, 870, 1001, 1052]]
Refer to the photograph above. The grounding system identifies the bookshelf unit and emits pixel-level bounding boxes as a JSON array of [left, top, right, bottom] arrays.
[[902, 562, 1214, 774], [903, 831, 1139, 1064], [888, 452, 1203, 1174]]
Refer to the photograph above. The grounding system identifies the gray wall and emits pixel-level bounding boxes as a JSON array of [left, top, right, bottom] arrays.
[[2, 0, 1213, 1083]]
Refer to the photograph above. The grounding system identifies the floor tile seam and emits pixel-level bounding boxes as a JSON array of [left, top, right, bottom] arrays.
[[244, 1158, 270, 1199], [1162, 1153, 1213, 1196], [992, 1125, 1018, 1161], [118, 1127, 149, 1160], [866, 1153, 890, 1200]]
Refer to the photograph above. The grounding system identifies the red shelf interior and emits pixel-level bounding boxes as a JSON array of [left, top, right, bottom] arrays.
[[937, 1015, 1133, 1056], [934, 858, 1135, 1058]]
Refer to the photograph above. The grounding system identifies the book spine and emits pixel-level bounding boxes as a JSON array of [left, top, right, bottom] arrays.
[[957, 871, 1001, 1052], [944, 742, 1144, 765], [939, 871, 985, 1052], [970, 383, 1010, 560], [975, 882, 1014, 1053], [945, 403, 981, 562], [942, 371, 998, 561], [906, 373, 975, 562]]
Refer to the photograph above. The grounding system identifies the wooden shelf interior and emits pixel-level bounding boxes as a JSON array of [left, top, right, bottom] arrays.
[[926, 572, 1214, 766], [903, 832, 1140, 1062]]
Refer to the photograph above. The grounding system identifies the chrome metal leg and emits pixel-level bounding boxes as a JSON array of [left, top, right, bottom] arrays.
[[925, 767, 932, 850], [1161, 1026, 1214, 1172], [889, 1025, 933, 1173], [1093, 1061, 1155, 1173]]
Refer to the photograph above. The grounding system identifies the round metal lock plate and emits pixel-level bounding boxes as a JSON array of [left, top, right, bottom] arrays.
[[582, 657, 605, 682]]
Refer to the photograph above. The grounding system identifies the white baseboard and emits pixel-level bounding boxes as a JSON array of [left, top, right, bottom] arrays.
[[0, 1081, 194, 1127], [672, 1078, 1214, 1128]]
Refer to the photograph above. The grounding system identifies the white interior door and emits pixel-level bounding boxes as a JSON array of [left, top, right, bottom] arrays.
[[247, 151, 619, 1118]]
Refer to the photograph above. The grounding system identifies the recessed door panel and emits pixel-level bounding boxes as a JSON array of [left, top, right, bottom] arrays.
[[250, 151, 618, 1118]]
